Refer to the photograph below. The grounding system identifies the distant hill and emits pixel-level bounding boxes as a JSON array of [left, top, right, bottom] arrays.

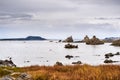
[[103, 37, 120, 42], [0, 36, 46, 41]]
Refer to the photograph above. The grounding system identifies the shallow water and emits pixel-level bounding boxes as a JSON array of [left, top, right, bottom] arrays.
[[0, 41, 120, 67]]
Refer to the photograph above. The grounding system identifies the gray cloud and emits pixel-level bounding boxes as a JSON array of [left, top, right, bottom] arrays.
[[0, 0, 120, 39]]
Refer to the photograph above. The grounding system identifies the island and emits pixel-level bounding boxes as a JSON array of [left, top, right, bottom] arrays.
[[0, 36, 46, 41]]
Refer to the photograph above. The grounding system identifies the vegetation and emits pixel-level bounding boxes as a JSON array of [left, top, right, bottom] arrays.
[[0, 64, 120, 80], [0, 67, 21, 77], [20, 64, 120, 80]]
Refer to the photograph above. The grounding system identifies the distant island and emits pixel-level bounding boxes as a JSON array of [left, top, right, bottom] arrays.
[[0, 36, 46, 41], [103, 37, 120, 42]]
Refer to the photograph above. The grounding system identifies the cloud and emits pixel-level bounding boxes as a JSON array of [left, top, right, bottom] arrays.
[[0, 0, 120, 39]]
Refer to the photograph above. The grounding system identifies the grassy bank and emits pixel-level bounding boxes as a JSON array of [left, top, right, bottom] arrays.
[[20, 64, 120, 80]]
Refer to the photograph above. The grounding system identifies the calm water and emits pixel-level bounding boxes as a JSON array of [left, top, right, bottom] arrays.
[[0, 41, 120, 67]]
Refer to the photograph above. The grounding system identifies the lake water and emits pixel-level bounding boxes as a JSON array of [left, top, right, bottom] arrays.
[[0, 41, 120, 67]]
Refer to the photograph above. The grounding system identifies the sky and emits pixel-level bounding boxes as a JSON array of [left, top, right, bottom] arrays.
[[0, 0, 120, 39]]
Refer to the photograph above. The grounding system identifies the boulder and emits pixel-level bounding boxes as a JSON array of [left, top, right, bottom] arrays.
[[64, 43, 78, 49], [104, 59, 113, 63], [72, 61, 82, 64], [63, 36, 73, 42], [55, 61, 63, 66], [105, 53, 114, 58], [65, 55, 73, 59]]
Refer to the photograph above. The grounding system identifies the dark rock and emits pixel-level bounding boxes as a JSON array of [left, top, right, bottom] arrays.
[[65, 55, 73, 59], [72, 61, 82, 64], [104, 59, 113, 63], [55, 61, 63, 66], [58, 40, 62, 42], [85, 35, 104, 45], [105, 53, 114, 58], [63, 36, 73, 42], [104, 59, 118, 63], [114, 52, 120, 55], [64, 43, 78, 49]]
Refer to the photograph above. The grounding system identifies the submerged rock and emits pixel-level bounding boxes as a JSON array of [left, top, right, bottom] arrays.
[[64, 43, 78, 49], [63, 36, 73, 42]]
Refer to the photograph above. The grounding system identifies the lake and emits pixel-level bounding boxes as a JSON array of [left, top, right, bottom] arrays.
[[0, 41, 120, 67]]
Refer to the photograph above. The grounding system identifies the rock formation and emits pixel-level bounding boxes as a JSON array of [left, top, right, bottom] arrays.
[[84, 35, 104, 45], [63, 36, 73, 42], [111, 39, 120, 46], [0, 59, 16, 67], [83, 35, 89, 42]]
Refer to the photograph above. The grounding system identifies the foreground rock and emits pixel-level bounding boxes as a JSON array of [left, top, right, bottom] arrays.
[[72, 61, 82, 65], [104, 59, 119, 63], [84, 35, 104, 45], [0, 59, 16, 67], [64, 43, 78, 49], [63, 36, 73, 42], [111, 39, 120, 46], [0, 73, 32, 80], [65, 55, 73, 59]]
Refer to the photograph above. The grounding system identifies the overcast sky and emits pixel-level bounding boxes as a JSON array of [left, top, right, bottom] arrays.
[[0, 0, 120, 39]]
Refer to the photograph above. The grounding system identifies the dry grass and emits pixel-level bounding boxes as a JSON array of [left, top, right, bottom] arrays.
[[21, 64, 120, 80]]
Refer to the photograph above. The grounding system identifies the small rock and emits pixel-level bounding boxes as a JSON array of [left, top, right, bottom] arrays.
[[55, 61, 63, 66], [114, 52, 120, 55], [104, 59, 113, 63], [65, 55, 73, 59], [105, 53, 114, 58], [72, 61, 82, 64]]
